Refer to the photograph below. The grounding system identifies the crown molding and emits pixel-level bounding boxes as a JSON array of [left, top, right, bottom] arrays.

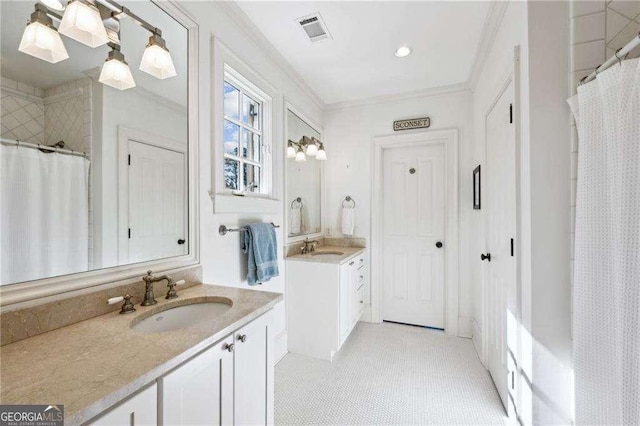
[[218, 1, 326, 112], [467, 1, 510, 91], [324, 82, 471, 112]]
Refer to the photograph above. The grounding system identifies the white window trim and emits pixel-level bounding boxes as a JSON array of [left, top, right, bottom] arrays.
[[211, 38, 282, 214]]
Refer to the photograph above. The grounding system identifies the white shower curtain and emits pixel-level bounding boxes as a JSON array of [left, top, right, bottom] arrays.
[[1, 145, 90, 284], [568, 58, 640, 425]]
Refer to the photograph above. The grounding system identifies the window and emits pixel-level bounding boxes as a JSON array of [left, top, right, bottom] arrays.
[[222, 70, 269, 195]]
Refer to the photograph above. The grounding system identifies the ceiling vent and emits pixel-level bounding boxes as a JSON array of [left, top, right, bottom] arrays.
[[296, 13, 331, 42]]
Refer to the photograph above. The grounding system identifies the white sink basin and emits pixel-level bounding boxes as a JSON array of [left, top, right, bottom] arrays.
[[311, 251, 344, 257], [131, 300, 232, 333]]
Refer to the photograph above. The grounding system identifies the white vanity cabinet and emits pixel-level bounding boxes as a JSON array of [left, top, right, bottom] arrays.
[[87, 310, 273, 426], [89, 384, 157, 426], [287, 250, 367, 361], [160, 335, 234, 425]]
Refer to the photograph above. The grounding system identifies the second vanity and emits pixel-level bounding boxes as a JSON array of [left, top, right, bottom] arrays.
[[286, 246, 367, 361], [0, 284, 282, 425]]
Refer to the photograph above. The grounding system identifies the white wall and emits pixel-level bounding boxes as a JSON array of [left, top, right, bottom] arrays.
[[178, 1, 323, 361], [323, 90, 474, 335]]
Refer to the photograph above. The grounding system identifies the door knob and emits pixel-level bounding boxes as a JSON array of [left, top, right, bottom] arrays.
[[177, 239, 185, 245], [435, 241, 443, 248], [481, 253, 492, 262]]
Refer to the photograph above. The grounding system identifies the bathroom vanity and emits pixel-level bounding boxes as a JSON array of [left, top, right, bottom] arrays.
[[286, 247, 367, 360], [0, 284, 282, 425]]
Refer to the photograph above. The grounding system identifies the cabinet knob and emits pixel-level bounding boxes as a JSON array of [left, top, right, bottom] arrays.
[[481, 253, 492, 262], [435, 241, 443, 248], [223, 343, 235, 352], [238, 334, 247, 343], [349, 261, 354, 266]]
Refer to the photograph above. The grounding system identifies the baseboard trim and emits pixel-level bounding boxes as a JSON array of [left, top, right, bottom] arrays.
[[274, 330, 288, 364], [471, 318, 484, 364], [458, 316, 473, 338]]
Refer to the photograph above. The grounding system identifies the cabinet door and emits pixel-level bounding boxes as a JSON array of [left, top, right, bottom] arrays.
[[89, 383, 157, 426], [234, 310, 273, 426], [339, 261, 354, 342], [161, 336, 234, 425]]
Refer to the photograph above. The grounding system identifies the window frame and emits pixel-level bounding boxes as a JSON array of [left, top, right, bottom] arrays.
[[222, 67, 271, 197]]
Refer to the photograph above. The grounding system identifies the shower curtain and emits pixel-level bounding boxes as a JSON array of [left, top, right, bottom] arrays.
[[568, 58, 640, 424], [1, 145, 90, 284]]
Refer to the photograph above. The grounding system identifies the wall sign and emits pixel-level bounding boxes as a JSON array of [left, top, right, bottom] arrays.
[[393, 117, 431, 131]]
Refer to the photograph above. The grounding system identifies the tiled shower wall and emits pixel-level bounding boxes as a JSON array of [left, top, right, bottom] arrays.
[[0, 79, 45, 145], [569, 0, 640, 335]]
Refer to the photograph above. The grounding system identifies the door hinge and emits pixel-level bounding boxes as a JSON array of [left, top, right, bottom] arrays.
[[511, 371, 515, 390], [128, 228, 131, 239], [128, 154, 131, 165], [510, 238, 514, 257], [509, 103, 513, 124]]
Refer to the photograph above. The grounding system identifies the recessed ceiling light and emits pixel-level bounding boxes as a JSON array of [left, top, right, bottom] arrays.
[[394, 46, 412, 58]]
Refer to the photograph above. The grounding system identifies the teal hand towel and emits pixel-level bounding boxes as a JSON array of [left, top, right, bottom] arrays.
[[241, 223, 279, 285]]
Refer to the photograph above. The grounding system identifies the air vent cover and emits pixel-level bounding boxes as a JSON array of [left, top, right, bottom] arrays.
[[296, 13, 331, 42]]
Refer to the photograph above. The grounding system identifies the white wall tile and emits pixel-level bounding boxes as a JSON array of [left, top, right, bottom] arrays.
[[571, 0, 605, 18], [606, 7, 632, 43], [607, 19, 640, 51], [571, 39, 606, 71], [607, 0, 640, 20], [571, 12, 605, 44]]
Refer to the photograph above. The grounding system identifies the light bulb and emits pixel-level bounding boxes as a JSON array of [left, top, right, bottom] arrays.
[[295, 146, 306, 162], [316, 144, 327, 161], [287, 143, 297, 158], [99, 49, 136, 90], [139, 34, 177, 79], [59, 0, 108, 48], [306, 143, 318, 156], [18, 6, 68, 64]]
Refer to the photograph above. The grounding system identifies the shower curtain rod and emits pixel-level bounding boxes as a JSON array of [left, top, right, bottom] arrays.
[[1, 138, 88, 158], [581, 31, 640, 85]]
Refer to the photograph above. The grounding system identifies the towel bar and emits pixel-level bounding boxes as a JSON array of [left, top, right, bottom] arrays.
[[342, 196, 356, 208], [219, 223, 280, 236]]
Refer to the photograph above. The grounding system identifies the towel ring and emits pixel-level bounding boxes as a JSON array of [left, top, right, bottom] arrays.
[[342, 196, 356, 208], [291, 197, 303, 209]]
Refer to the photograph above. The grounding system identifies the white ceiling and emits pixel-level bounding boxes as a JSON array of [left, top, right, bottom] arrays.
[[236, 1, 491, 105], [1, 1, 187, 106]]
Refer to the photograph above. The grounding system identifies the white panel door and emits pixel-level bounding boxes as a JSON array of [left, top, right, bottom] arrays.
[[382, 144, 445, 328], [128, 140, 186, 263], [161, 336, 234, 425], [485, 81, 516, 410], [89, 383, 156, 426], [234, 311, 273, 426]]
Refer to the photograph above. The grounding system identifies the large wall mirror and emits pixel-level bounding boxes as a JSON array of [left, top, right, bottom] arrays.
[[0, 0, 196, 299], [285, 106, 323, 242]]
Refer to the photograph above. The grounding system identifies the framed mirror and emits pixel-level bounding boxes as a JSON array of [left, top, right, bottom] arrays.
[[285, 103, 324, 243], [0, 0, 198, 305]]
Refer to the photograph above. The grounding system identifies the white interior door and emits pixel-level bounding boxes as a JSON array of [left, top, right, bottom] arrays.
[[485, 81, 516, 410], [128, 140, 186, 263], [382, 144, 445, 328]]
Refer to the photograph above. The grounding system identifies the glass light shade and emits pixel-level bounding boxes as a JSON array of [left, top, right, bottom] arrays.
[[295, 147, 306, 162], [40, 0, 65, 11], [287, 145, 296, 158], [99, 56, 136, 91], [316, 146, 327, 161], [305, 143, 318, 156], [140, 44, 177, 79], [59, 1, 108, 48], [19, 21, 69, 64]]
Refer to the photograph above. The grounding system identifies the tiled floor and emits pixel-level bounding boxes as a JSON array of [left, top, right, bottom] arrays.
[[275, 321, 506, 425]]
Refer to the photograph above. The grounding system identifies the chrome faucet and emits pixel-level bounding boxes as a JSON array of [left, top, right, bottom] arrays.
[[301, 238, 319, 254], [142, 270, 177, 305]]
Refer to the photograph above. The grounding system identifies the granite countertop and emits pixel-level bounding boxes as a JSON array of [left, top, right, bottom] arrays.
[[286, 246, 365, 265], [0, 284, 282, 425]]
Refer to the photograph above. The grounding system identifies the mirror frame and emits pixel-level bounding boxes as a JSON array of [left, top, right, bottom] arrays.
[[284, 100, 325, 244], [0, 1, 200, 307]]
